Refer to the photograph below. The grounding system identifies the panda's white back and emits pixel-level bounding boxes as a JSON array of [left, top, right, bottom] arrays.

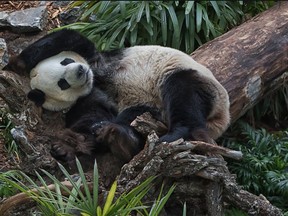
[[110, 45, 221, 111]]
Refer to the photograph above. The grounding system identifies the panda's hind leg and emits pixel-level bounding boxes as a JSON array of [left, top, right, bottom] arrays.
[[160, 69, 214, 144]]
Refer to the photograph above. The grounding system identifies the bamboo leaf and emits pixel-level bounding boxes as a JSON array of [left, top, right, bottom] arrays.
[[210, 1, 221, 17], [81, 2, 100, 20], [145, 2, 151, 23], [185, 1, 195, 15], [130, 26, 138, 46], [196, 3, 203, 33], [98, 1, 111, 15], [160, 8, 167, 45], [166, 4, 180, 48], [105, 22, 128, 49], [119, 1, 126, 18], [136, 1, 146, 22], [119, 28, 129, 47]]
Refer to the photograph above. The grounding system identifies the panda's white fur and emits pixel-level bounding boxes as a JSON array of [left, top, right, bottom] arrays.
[[106, 46, 230, 139], [30, 51, 93, 111], [31, 45, 230, 139]]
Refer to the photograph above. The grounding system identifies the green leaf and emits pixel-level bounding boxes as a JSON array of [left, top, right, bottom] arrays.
[[92, 160, 99, 214], [196, 3, 203, 33], [145, 2, 151, 23], [105, 22, 128, 49], [97, 206, 102, 216], [182, 202, 187, 216], [166, 4, 180, 48], [102, 181, 117, 215], [210, 1, 221, 17], [119, 1, 126, 18], [81, 3, 99, 20], [98, 1, 111, 15], [140, 20, 154, 37], [160, 8, 167, 45], [136, 2, 146, 22], [130, 26, 138, 46], [185, 1, 194, 15], [149, 184, 176, 215]]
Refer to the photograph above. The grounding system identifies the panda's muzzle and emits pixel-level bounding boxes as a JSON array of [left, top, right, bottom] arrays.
[[77, 65, 86, 79]]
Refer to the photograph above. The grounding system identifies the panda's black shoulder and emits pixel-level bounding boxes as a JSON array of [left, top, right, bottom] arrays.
[[65, 88, 118, 130], [93, 48, 125, 71]]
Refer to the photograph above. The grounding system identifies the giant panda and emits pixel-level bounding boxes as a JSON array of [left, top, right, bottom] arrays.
[[5, 29, 230, 163]]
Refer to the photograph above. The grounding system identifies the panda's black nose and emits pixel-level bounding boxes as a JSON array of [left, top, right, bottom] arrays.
[[77, 65, 85, 78]]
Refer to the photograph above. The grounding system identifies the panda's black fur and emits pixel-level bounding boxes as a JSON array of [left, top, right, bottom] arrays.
[[5, 29, 230, 163]]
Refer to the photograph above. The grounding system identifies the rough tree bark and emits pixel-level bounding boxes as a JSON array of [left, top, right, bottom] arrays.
[[0, 2, 287, 216], [192, 2, 288, 122]]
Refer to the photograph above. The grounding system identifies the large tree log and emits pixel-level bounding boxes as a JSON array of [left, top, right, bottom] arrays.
[[0, 2, 287, 216], [192, 2, 288, 122]]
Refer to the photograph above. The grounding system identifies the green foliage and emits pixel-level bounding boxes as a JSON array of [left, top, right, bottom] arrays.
[[246, 85, 288, 127], [0, 158, 175, 216], [0, 170, 22, 198], [225, 207, 247, 216], [0, 109, 19, 160], [225, 122, 288, 211], [61, 1, 274, 53]]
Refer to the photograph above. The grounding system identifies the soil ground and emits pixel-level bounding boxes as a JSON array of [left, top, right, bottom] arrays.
[[0, 1, 66, 172]]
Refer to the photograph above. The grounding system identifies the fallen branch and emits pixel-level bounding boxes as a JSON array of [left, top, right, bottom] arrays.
[[0, 180, 76, 216]]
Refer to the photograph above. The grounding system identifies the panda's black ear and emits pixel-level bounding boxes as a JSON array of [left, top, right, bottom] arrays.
[[3, 56, 28, 75], [27, 89, 45, 107]]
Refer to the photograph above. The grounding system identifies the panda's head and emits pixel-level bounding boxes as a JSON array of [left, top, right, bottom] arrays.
[[28, 51, 93, 111]]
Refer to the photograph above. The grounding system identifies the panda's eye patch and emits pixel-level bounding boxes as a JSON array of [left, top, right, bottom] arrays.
[[60, 58, 75, 66], [58, 78, 71, 90]]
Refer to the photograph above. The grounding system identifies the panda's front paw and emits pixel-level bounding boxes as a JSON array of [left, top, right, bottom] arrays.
[[51, 129, 93, 162], [91, 121, 142, 162], [50, 141, 76, 162], [91, 121, 112, 143]]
